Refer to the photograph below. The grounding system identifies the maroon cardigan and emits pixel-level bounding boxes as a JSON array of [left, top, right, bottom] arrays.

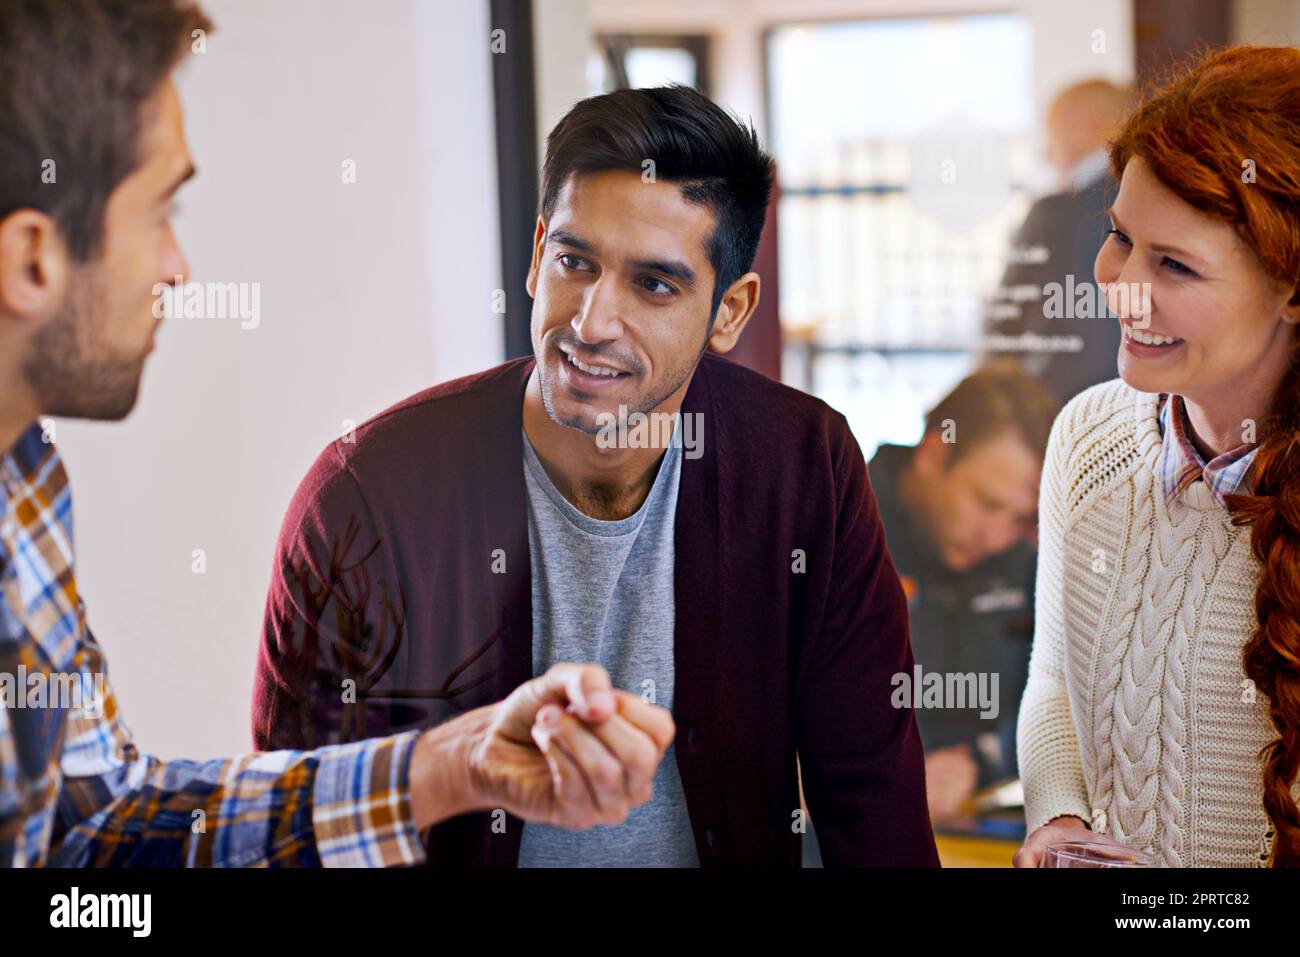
[[252, 354, 939, 867]]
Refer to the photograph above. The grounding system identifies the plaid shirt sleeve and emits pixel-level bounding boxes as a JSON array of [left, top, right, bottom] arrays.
[[2, 422, 429, 867], [50, 658, 428, 867]]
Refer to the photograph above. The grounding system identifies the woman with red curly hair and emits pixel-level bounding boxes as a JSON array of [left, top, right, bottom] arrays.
[[1014, 45, 1300, 867]]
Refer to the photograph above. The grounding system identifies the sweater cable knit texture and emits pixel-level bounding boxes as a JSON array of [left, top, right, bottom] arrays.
[[1018, 378, 1297, 867]]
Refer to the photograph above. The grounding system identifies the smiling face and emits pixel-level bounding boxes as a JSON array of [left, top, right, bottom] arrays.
[[1095, 155, 1299, 404], [525, 170, 720, 435], [20, 79, 193, 420]]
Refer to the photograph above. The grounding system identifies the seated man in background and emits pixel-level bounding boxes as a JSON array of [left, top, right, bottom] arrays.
[[867, 366, 1058, 823], [0, 0, 671, 867], [255, 85, 939, 867]]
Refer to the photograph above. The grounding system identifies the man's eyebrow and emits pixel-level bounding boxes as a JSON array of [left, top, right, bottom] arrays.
[[548, 228, 594, 253], [1108, 208, 1209, 265], [160, 164, 196, 202], [628, 256, 698, 288]]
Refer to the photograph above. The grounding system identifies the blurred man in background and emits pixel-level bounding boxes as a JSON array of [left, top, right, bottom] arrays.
[[868, 367, 1058, 822], [984, 79, 1132, 407]]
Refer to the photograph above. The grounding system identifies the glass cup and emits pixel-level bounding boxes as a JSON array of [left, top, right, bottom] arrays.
[[1041, 841, 1157, 868]]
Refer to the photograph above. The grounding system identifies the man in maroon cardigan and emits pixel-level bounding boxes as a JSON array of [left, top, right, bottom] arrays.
[[253, 86, 938, 867]]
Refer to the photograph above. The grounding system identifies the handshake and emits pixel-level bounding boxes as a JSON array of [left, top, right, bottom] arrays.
[[406, 663, 676, 832]]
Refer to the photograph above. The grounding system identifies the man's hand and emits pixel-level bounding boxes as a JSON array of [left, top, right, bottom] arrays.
[[924, 744, 978, 822], [407, 663, 675, 832], [1012, 815, 1128, 867]]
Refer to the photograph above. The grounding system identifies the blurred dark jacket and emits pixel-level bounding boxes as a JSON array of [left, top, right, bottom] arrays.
[[984, 168, 1121, 407], [867, 442, 1035, 787]]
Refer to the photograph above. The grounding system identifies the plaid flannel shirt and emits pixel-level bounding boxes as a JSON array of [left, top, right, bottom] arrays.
[[1156, 393, 1258, 507], [1, 421, 427, 867]]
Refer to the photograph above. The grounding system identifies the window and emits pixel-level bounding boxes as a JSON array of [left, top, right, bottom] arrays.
[[590, 34, 710, 95], [767, 14, 1033, 456]]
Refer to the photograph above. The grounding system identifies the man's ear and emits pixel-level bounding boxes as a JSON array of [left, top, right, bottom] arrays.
[[706, 271, 761, 354], [525, 216, 546, 299], [0, 209, 70, 323], [912, 429, 949, 478]]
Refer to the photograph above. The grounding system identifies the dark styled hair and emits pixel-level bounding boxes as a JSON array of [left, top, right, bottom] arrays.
[[925, 362, 1060, 467], [540, 85, 775, 321], [1110, 45, 1300, 867], [0, 0, 213, 262]]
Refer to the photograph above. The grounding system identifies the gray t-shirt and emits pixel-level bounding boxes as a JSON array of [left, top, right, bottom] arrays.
[[517, 426, 699, 867]]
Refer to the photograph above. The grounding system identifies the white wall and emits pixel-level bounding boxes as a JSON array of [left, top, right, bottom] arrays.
[[53, 0, 502, 760], [1234, 0, 1300, 44], [534, 0, 593, 169]]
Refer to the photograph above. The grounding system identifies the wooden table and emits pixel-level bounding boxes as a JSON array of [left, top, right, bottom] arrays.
[[933, 808, 1026, 868]]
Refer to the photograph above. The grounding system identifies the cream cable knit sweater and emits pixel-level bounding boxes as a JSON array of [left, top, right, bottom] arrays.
[[1017, 378, 1299, 867]]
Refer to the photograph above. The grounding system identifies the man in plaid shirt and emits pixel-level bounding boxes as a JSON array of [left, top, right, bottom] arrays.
[[0, 0, 673, 867]]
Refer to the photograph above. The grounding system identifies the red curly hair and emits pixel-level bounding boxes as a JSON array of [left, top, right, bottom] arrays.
[[1109, 45, 1300, 867]]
